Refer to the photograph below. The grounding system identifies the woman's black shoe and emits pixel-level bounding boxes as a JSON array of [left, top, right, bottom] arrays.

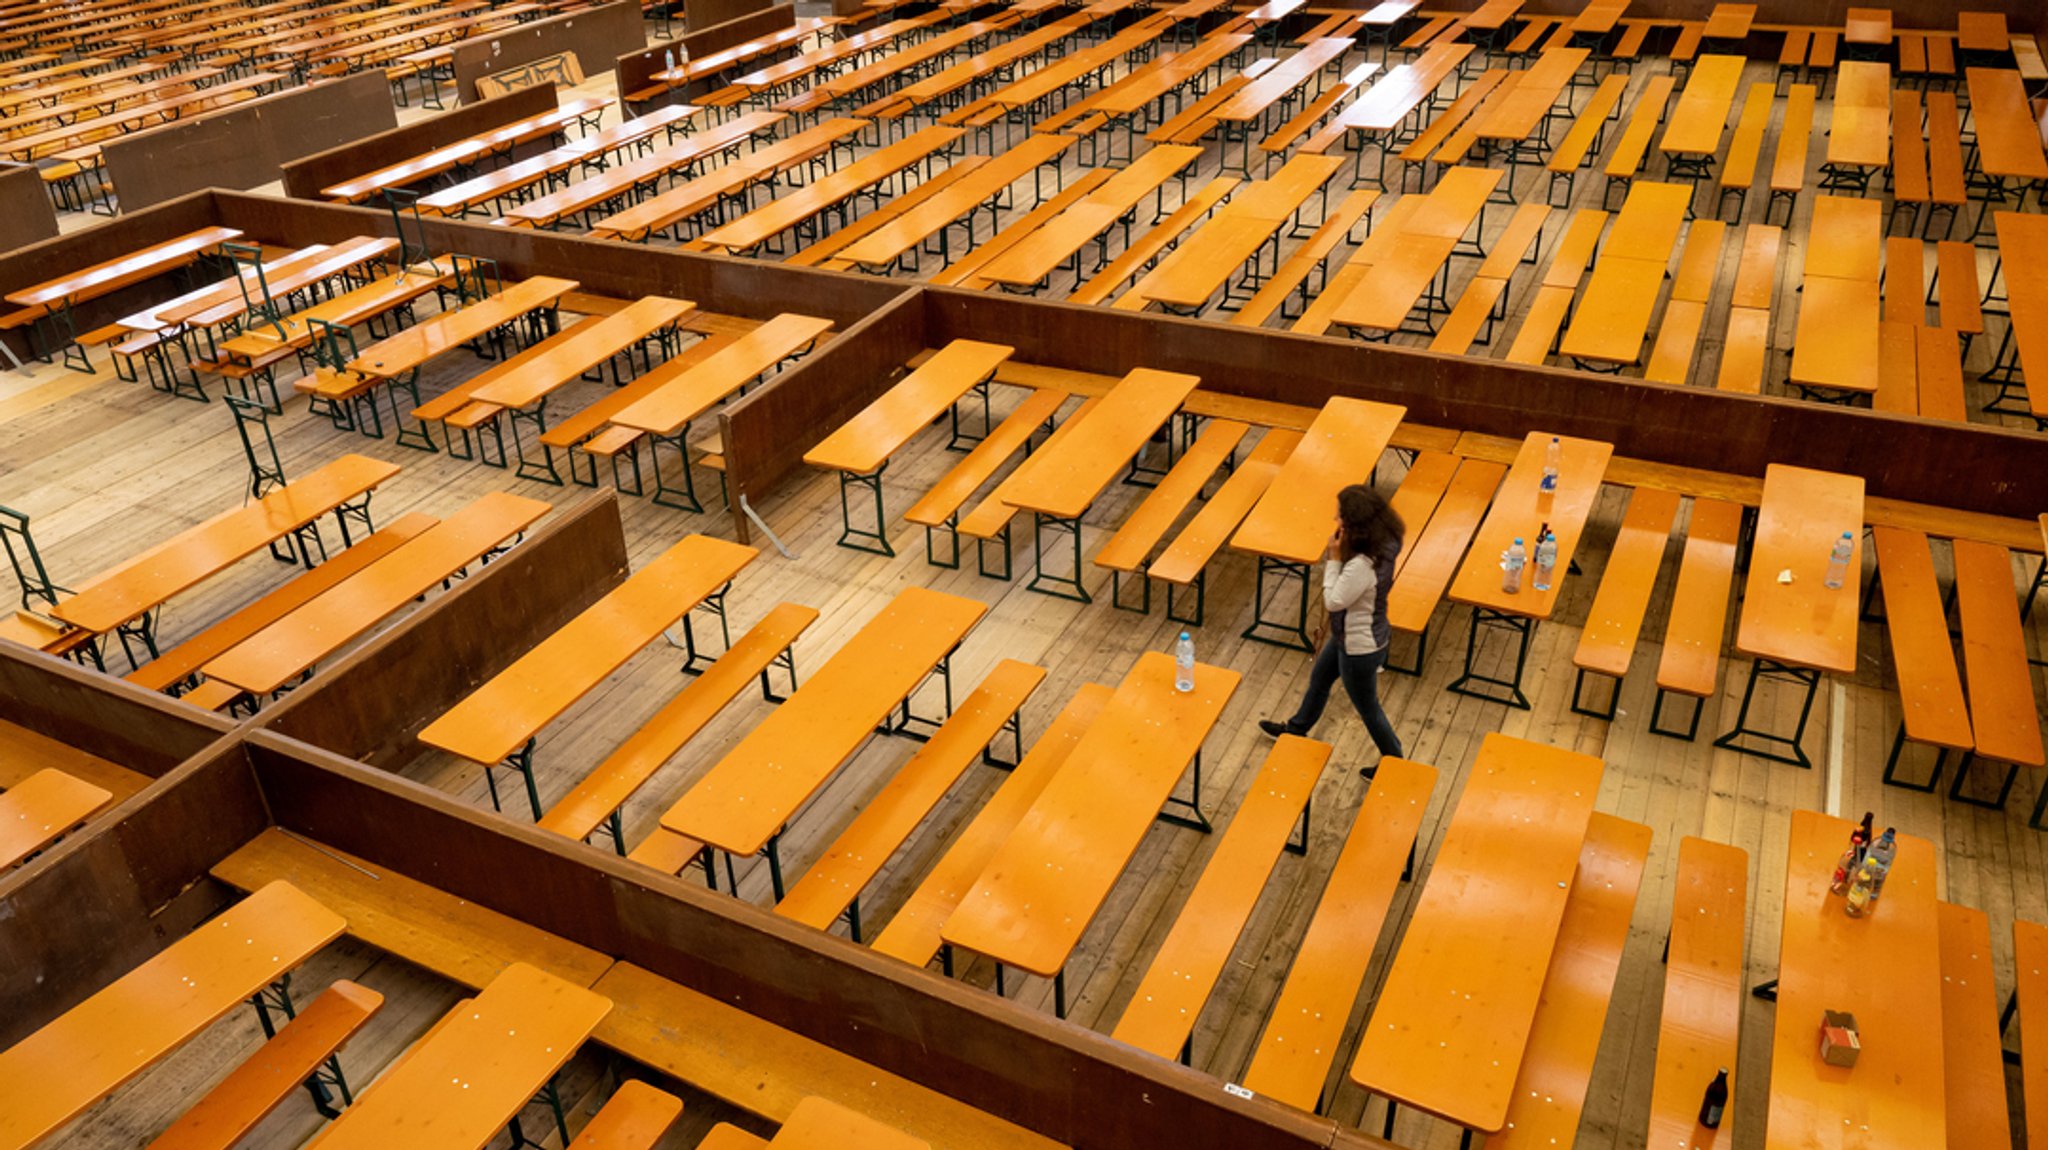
[[1258, 719, 1292, 738], [1359, 765, 1378, 780]]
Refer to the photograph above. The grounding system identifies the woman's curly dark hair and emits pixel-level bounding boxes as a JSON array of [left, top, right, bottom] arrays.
[[1336, 483, 1404, 562]]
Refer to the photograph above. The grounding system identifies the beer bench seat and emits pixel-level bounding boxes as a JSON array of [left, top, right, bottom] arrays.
[[1236, 757, 1437, 1111], [541, 602, 819, 879], [209, 830, 1060, 1150], [869, 685, 1112, 972], [1713, 81, 1774, 220], [564, 1081, 683, 1150], [1600, 74, 1676, 204], [1145, 428, 1303, 625], [1231, 189, 1379, 329], [1649, 497, 1742, 739], [417, 534, 759, 820], [1507, 208, 1605, 365], [1765, 84, 1816, 225], [1942, 540, 2048, 817], [903, 388, 1070, 569], [1643, 836, 1747, 1149], [539, 332, 738, 493], [1571, 487, 1680, 719], [1937, 902, 2014, 1150], [143, 980, 384, 1150], [1383, 455, 1505, 674], [0, 767, 114, 869], [1109, 736, 1326, 1064], [1716, 224, 1783, 393], [1093, 419, 1247, 613], [775, 659, 1047, 940], [1873, 525, 1976, 790]]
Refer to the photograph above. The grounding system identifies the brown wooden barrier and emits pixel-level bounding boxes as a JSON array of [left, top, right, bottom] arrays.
[[450, 1, 645, 105], [242, 732, 1397, 1150], [0, 738, 265, 1047], [0, 643, 233, 778], [101, 71, 395, 211], [0, 163, 58, 252], [278, 83, 561, 200], [720, 286, 927, 543], [686, 0, 788, 43], [0, 191, 218, 360], [257, 490, 630, 770], [1414, 0, 2037, 32]]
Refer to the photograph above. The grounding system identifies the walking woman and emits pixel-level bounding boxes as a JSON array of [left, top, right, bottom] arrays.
[[1258, 483, 1405, 776]]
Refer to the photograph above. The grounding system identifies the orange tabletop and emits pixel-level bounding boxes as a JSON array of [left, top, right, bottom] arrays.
[[5, 225, 241, 309], [833, 135, 1073, 269], [1956, 11, 2008, 53], [1995, 212, 2048, 419], [804, 340, 1014, 474], [1805, 194, 1884, 282], [1766, 811, 1944, 1150], [1230, 397, 1407, 564], [1701, 3, 1753, 39], [611, 313, 833, 437], [1842, 6, 1890, 45], [1827, 62, 1891, 168], [49, 454, 400, 634], [1333, 166, 1500, 330], [1460, 0, 1523, 31], [1601, 182, 1693, 258], [1349, 732, 1603, 1134], [1559, 257, 1667, 364], [1660, 54, 1747, 156], [418, 535, 758, 766], [1448, 432, 1613, 620], [351, 276, 577, 379], [202, 492, 551, 697], [1644, 837, 1749, 1150], [660, 586, 986, 857], [1471, 45, 1589, 141], [696, 124, 964, 253], [769, 1096, 930, 1150], [465, 296, 696, 410], [1213, 36, 1353, 122], [306, 963, 612, 1150], [1568, 0, 1630, 34], [1966, 68, 2048, 180], [0, 881, 344, 1150], [0, 767, 112, 869], [940, 652, 1242, 978], [1326, 42, 1473, 134], [994, 368, 1198, 519], [978, 145, 1204, 286], [1734, 464, 1864, 674], [1789, 277, 1880, 394]]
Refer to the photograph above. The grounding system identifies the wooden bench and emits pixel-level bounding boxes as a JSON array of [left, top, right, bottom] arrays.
[[1884, 237, 1928, 324], [1775, 28, 1810, 89], [1145, 428, 1304, 625], [143, 981, 384, 1149], [565, 1081, 683, 1150], [788, 155, 991, 268], [903, 388, 1068, 569], [125, 513, 436, 695], [868, 684, 1111, 973], [1709, 81, 1774, 220], [1646, 220, 1729, 383], [774, 659, 1046, 940], [1930, 239, 1983, 352], [699, 1125, 769, 1150], [1644, 837, 1747, 1150], [0, 767, 113, 869], [1717, 223, 1782, 393], [1948, 539, 2048, 816], [1937, 902, 2014, 1150], [1669, 20, 1703, 69], [1570, 487, 1680, 719], [2014, 918, 2048, 1147], [928, 169, 1115, 289], [1092, 420, 1247, 611], [1602, 73, 1676, 205], [1922, 91, 1967, 239], [2013, 35, 2048, 95], [1259, 60, 1381, 158], [537, 603, 819, 872], [1891, 88, 1932, 234], [1231, 189, 1378, 328], [1765, 83, 1816, 224], [1398, 14, 1457, 52], [531, 332, 736, 494], [1507, 207, 1606, 365], [1108, 735, 1326, 1063], [1649, 497, 1741, 739], [1383, 456, 1506, 673], [1394, 68, 1507, 183], [1235, 757, 1437, 1111], [950, 393, 1110, 573], [1543, 71, 1625, 204], [209, 829, 1058, 1150]]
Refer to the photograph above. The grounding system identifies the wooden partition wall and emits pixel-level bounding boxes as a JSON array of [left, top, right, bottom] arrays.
[[0, 164, 59, 251], [1385, 0, 2039, 33], [450, 1, 645, 105], [277, 84, 562, 200]]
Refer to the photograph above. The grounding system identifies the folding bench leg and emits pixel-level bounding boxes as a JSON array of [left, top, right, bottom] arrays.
[[834, 465, 895, 556], [1165, 572, 1206, 628], [672, 584, 733, 674], [1648, 688, 1705, 740], [1948, 752, 2020, 810], [1027, 512, 1090, 602], [481, 738, 544, 821], [504, 1076, 571, 1149], [887, 647, 957, 740], [1569, 667, 1620, 720], [983, 708, 1025, 770], [1880, 724, 1949, 791], [1110, 567, 1152, 614]]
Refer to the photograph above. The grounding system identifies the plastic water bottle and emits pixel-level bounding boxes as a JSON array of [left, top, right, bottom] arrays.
[[1539, 436, 1561, 494], [1823, 531, 1854, 589], [663, 48, 676, 74], [1865, 828, 1898, 900], [1174, 631, 1195, 693], [1533, 529, 1557, 592], [1502, 538, 1526, 594]]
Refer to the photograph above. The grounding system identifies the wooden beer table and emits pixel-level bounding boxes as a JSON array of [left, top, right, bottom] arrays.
[[1759, 810, 1945, 1150], [1333, 165, 1502, 335], [1701, 3, 1753, 40], [306, 963, 612, 1150], [1122, 154, 1344, 314], [1963, 67, 2048, 237], [1713, 464, 1864, 767], [659, 587, 986, 899], [1822, 61, 1890, 192], [1208, 37, 1353, 175], [5, 225, 240, 371], [49, 454, 400, 639], [418, 534, 758, 819], [1228, 397, 1406, 648], [1842, 6, 1892, 47], [1956, 11, 2008, 54], [1659, 54, 1746, 182], [977, 145, 1204, 290], [1984, 211, 2048, 427], [0, 881, 344, 1150], [1349, 732, 1603, 1137], [1790, 195, 1882, 399], [803, 339, 1014, 555], [939, 653, 1241, 1016], [989, 367, 1199, 600], [1445, 431, 1612, 707]]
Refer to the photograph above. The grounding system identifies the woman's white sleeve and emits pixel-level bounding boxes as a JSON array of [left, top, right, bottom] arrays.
[[1322, 557, 1376, 612]]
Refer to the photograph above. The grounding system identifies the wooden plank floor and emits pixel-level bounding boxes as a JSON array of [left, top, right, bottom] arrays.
[[10, 18, 2048, 1150]]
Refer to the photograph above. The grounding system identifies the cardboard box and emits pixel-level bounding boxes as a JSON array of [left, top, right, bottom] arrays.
[[1819, 1010, 1861, 1067]]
